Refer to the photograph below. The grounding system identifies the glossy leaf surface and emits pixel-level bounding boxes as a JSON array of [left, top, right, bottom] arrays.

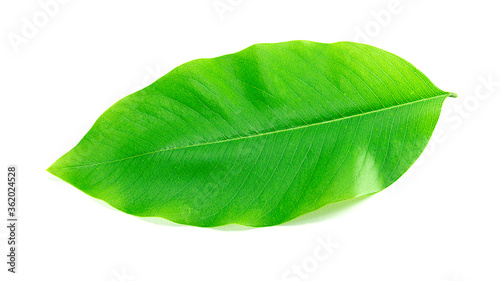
[[48, 41, 454, 227]]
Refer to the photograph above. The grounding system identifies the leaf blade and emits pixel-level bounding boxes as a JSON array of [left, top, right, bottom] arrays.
[[48, 41, 453, 227]]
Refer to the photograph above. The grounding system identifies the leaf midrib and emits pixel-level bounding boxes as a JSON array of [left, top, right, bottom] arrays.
[[53, 93, 450, 170]]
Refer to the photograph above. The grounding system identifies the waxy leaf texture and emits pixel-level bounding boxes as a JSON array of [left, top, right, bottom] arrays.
[[48, 41, 455, 227]]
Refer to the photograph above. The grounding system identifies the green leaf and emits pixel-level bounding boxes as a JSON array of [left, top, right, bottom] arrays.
[[48, 41, 455, 227]]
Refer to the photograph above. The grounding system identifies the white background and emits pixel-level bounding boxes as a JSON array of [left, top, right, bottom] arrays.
[[1, 0, 499, 280]]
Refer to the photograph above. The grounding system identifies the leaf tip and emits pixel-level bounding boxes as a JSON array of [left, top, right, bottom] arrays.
[[448, 92, 458, 98], [46, 164, 56, 176], [46, 159, 63, 178]]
